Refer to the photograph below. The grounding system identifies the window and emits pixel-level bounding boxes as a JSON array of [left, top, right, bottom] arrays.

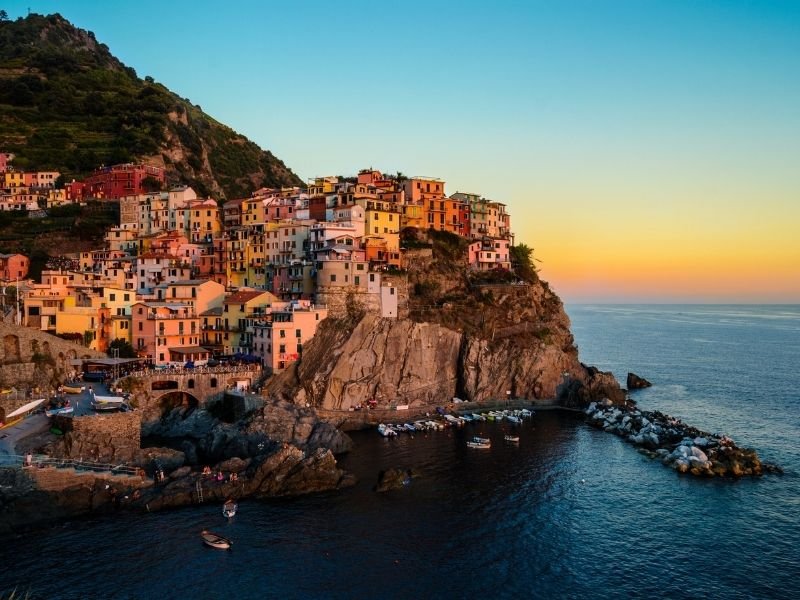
[[296, 329, 301, 338], [280, 329, 286, 338], [279, 344, 286, 354], [210, 378, 218, 388], [330, 274, 336, 282], [390, 288, 395, 295], [138, 322, 143, 331], [109, 293, 116, 301], [124, 294, 130, 301], [354, 276, 360, 286]]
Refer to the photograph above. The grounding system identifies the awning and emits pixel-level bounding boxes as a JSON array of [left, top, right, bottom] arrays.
[[169, 346, 210, 355], [6, 398, 46, 419]]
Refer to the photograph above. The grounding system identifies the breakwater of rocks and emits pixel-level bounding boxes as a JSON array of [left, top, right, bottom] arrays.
[[585, 400, 782, 477]]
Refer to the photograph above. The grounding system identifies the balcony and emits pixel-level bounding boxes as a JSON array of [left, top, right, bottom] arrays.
[[147, 312, 198, 320]]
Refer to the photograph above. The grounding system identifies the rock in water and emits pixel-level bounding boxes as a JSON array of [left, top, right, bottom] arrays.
[[627, 372, 653, 390]]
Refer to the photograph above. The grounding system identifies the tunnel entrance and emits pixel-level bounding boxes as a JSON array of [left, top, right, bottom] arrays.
[[157, 391, 200, 418]]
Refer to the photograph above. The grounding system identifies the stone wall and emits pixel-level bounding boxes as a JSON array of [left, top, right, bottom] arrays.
[[64, 412, 142, 460], [316, 274, 410, 319], [0, 322, 104, 418]]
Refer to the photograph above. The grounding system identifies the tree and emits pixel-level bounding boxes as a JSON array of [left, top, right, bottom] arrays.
[[0, 10, 9, 22], [510, 243, 539, 283], [108, 338, 137, 358], [141, 175, 162, 192]]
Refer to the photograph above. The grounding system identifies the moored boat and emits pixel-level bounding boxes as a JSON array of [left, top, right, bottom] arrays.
[[467, 439, 491, 449], [504, 435, 520, 443], [506, 415, 522, 424], [473, 436, 490, 444], [45, 405, 73, 418], [222, 499, 237, 518], [91, 396, 126, 412], [201, 530, 232, 550], [378, 424, 397, 437]]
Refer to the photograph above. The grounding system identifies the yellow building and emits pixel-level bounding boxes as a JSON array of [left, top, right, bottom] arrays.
[[221, 289, 279, 355]]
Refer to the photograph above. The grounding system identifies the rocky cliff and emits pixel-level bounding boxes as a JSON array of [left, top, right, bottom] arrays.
[[267, 231, 623, 412]]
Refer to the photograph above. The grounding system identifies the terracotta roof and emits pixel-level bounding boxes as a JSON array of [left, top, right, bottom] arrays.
[[224, 290, 273, 304]]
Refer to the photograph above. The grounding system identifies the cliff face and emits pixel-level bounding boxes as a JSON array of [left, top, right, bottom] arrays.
[[267, 235, 623, 411]]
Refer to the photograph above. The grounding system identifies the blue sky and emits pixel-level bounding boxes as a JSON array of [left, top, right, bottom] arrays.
[[4, 1, 800, 302]]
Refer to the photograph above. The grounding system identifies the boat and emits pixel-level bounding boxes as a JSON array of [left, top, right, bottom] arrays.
[[506, 415, 522, 424], [520, 409, 533, 418], [471, 413, 485, 421], [62, 385, 84, 394], [45, 406, 74, 417], [377, 424, 397, 437], [91, 396, 126, 412], [222, 499, 237, 518], [201, 530, 232, 550], [504, 435, 520, 443], [472, 436, 490, 444], [467, 440, 491, 449], [444, 414, 462, 425]]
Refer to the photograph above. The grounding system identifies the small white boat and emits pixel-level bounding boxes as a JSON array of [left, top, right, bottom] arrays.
[[506, 415, 522, 424], [460, 414, 473, 422], [404, 423, 416, 432], [505, 435, 520, 443], [201, 530, 232, 550], [471, 413, 485, 421], [45, 406, 74, 417], [520, 409, 533, 418], [223, 500, 237, 518], [92, 396, 126, 412], [378, 424, 397, 437], [467, 440, 491, 449], [444, 414, 461, 425]]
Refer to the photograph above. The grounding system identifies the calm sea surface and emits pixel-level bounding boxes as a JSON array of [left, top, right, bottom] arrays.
[[2, 304, 799, 599]]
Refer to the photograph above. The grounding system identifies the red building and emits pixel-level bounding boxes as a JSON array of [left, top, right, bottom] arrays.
[[84, 164, 166, 200]]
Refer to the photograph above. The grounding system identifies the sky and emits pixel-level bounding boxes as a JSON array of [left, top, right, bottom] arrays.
[[4, 0, 800, 303]]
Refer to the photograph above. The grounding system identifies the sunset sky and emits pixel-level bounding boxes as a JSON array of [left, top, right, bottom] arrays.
[[6, 1, 799, 302]]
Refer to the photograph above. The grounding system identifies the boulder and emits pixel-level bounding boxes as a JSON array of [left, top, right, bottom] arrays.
[[626, 372, 653, 390], [374, 468, 421, 492]]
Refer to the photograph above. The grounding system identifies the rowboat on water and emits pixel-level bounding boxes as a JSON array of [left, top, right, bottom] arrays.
[[222, 499, 237, 518], [201, 530, 232, 550], [467, 440, 491, 449], [504, 435, 520, 443]]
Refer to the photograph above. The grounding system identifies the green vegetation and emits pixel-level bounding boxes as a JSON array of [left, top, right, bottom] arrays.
[[0, 201, 118, 277], [0, 13, 301, 199], [108, 338, 137, 358], [510, 243, 538, 283]]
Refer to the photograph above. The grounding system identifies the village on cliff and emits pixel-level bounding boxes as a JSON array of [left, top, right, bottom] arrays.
[[0, 153, 515, 398]]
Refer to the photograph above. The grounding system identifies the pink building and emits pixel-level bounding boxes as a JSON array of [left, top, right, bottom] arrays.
[[467, 239, 511, 271], [0, 253, 29, 281], [252, 300, 328, 373], [131, 301, 205, 366]]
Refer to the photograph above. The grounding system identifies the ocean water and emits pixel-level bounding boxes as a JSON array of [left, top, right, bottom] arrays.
[[2, 304, 799, 599]]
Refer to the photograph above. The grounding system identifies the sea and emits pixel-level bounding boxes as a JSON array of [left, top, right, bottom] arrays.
[[2, 304, 799, 599]]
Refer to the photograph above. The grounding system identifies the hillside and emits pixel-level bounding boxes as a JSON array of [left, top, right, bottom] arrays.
[[0, 13, 302, 199]]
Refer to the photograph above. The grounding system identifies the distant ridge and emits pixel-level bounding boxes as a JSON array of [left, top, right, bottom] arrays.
[[0, 12, 302, 199]]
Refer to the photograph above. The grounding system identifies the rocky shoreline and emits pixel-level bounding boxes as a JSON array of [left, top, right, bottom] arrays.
[[585, 400, 782, 477]]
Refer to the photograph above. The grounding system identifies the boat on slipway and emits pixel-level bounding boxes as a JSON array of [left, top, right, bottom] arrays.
[[201, 530, 232, 550], [45, 405, 74, 417], [91, 396, 127, 412]]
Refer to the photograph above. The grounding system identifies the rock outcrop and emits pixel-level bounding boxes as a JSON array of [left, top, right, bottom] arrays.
[[266, 260, 624, 412], [584, 401, 782, 477], [627, 372, 653, 390]]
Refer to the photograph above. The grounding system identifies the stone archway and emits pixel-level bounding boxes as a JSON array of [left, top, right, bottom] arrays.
[[155, 390, 200, 418]]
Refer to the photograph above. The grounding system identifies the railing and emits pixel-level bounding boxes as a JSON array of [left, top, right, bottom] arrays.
[[0, 454, 142, 476], [121, 364, 262, 378]]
